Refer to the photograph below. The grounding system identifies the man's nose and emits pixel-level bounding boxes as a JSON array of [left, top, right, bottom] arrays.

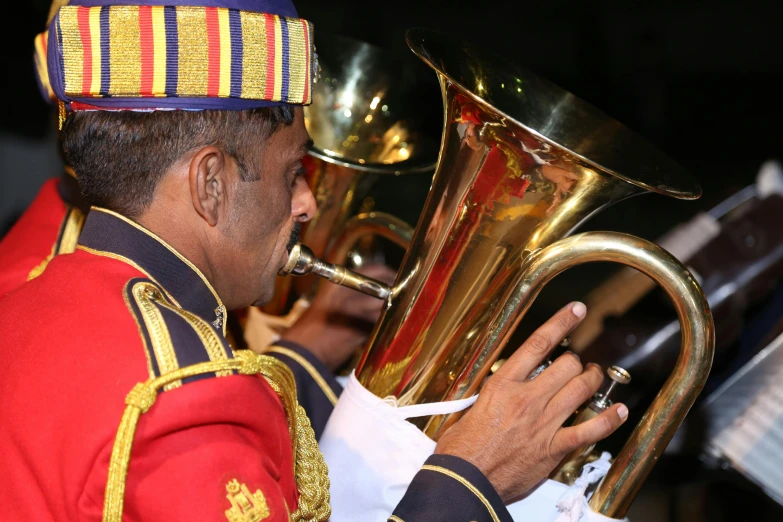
[[292, 178, 316, 222]]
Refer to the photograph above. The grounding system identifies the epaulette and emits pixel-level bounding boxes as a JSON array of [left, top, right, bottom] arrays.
[[122, 278, 236, 388], [107, 277, 331, 522]]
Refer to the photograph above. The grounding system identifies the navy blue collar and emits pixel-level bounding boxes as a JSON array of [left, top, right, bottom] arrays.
[[78, 207, 227, 335]]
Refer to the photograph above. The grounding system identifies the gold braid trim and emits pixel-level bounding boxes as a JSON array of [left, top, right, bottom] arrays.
[[236, 351, 331, 521], [102, 351, 330, 522], [420, 465, 500, 522], [56, 207, 86, 255], [27, 252, 55, 282], [27, 206, 86, 281], [290, 404, 330, 521], [58, 100, 67, 131]]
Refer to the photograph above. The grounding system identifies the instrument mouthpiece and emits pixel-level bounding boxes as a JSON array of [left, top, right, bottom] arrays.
[[278, 243, 392, 300]]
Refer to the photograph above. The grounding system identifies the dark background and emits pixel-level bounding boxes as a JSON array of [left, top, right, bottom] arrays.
[[6, 0, 781, 314], [2, 1, 782, 520]]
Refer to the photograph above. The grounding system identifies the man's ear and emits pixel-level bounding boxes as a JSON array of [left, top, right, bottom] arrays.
[[188, 146, 226, 227]]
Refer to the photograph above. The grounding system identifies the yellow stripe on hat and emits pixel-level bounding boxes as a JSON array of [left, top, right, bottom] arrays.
[[109, 5, 141, 95], [273, 15, 283, 101], [177, 6, 208, 97], [58, 7, 83, 96], [34, 32, 54, 99], [151, 6, 167, 96], [285, 18, 306, 104], [88, 7, 102, 95], [217, 8, 231, 97], [35, 33, 47, 62], [240, 10, 268, 99]]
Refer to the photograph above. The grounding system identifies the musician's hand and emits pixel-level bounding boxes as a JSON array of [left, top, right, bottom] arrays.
[[433, 302, 628, 502], [280, 263, 396, 371]]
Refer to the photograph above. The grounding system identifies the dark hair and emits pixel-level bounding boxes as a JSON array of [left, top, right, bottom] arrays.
[[59, 106, 295, 217]]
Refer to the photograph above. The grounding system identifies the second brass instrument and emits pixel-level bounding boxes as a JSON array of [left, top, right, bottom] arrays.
[[264, 32, 436, 316], [280, 29, 715, 518]]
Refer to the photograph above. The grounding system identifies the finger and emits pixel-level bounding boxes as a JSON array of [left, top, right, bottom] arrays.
[[528, 351, 583, 401], [494, 302, 586, 382], [550, 403, 628, 456], [545, 363, 604, 424]]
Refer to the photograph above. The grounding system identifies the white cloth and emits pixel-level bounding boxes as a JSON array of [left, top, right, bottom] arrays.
[[319, 373, 628, 522], [505, 453, 623, 522]]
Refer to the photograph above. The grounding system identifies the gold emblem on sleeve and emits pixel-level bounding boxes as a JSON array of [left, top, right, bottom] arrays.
[[225, 479, 270, 522]]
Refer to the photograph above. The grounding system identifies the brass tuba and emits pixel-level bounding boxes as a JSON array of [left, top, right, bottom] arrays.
[[263, 32, 437, 317], [281, 29, 715, 518]]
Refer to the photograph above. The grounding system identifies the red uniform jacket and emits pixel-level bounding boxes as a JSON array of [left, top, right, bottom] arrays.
[[0, 175, 339, 443], [0, 207, 512, 522], [0, 175, 85, 298]]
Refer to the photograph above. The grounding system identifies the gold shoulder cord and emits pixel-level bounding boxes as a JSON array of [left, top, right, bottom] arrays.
[[102, 349, 331, 522], [58, 101, 67, 131]]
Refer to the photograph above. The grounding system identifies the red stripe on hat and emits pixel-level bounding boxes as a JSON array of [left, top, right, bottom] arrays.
[[138, 5, 154, 96], [77, 6, 93, 95], [264, 13, 276, 101], [205, 7, 220, 97], [301, 19, 310, 103], [70, 101, 129, 111]]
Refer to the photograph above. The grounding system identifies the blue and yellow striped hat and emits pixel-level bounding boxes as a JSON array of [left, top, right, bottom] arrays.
[[44, 0, 317, 111]]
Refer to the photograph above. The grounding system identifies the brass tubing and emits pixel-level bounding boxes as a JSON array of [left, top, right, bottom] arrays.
[[325, 211, 414, 266], [490, 231, 713, 518]]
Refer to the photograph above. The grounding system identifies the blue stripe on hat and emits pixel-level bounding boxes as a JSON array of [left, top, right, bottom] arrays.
[[99, 6, 111, 96], [164, 5, 178, 96], [228, 8, 243, 99], [279, 16, 289, 102]]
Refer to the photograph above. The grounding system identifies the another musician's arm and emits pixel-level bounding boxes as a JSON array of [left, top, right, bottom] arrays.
[[266, 340, 342, 438], [390, 454, 512, 522]]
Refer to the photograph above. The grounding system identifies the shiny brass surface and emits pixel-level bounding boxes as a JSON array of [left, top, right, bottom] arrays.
[[401, 30, 700, 199], [584, 243, 714, 516], [304, 33, 438, 172], [354, 28, 703, 403], [360, 29, 711, 516], [264, 32, 437, 315], [283, 29, 714, 517]]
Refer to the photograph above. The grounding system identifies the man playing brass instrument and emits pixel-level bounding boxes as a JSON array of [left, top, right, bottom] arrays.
[[0, 1, 628, 520], [2, 0, 390, 441]]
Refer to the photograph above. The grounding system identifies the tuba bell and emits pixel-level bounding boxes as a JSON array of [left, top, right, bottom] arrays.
[[281, 29, 715, 518], [262, 32, 437, 318]]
